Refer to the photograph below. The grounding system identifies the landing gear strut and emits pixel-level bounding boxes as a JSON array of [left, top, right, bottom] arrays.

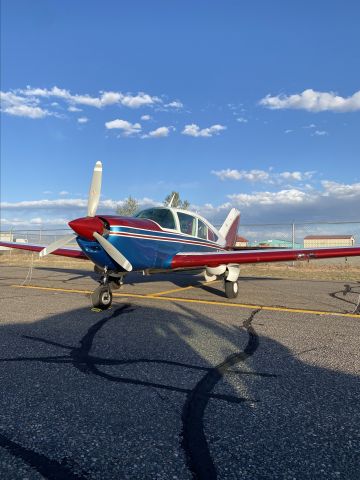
[[224, 279, 239, 299], [91, 268, 122, 309]]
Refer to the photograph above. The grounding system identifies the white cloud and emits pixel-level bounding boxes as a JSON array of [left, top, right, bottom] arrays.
[[143, 126, 172, 138], [259, 89, 360, 112], [212, 169, 270, 182], [279, 171, 302, 181], [236, 117, 248, 123], [0, 91, 51, 118], [321, 180, 360, 198], [229, 189, 311, 207], [1, 217, 71, 227], [59, 191, 69, 196], [105, 119, 142, 136], [99, 91, 122, 106], [141, 114, 151, 121], [182, 123, 226, 137], [77, 117, 89, 124], [120, 92, 160, 108], [312, 130, 328, 136], [212, 169, 316, 184], [68, 105, 82, 112], [4, 104, 50, 118], [165, 100, 183, 108], [14, 86, 163, 109], [284, 129, 293, 134], [4, 180, 360, 227]]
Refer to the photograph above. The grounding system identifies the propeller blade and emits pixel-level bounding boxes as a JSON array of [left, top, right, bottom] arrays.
[[39, 234, 77, 257], [93, 232, 132, 271], [87, 161, 102, 217]]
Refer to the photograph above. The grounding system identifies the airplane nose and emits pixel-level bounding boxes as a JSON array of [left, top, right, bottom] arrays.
[[68, 216, 104, 240]]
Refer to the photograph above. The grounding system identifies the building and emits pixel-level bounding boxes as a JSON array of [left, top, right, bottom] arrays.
[[249, 239, 302, 249], [0, 232, 13, 251], [235, 235, 248, 247], [303, 235, 355, 248]]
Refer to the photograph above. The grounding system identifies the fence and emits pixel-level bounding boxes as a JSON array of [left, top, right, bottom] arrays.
[[237, 221, 360, 248], [1, 221, 360, 248]]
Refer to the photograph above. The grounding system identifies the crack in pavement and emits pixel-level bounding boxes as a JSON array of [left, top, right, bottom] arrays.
[[0, 305, 272, 479], [181, 308, 262, 480]]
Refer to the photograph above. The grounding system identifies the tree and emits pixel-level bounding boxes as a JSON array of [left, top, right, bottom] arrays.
[[163, 191, 190, 210], [116, 196, 139, 216]]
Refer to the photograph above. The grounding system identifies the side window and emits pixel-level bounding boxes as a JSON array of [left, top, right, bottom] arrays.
[[208, 228, 217, 242], [178, 212, 197, 236], [197, 220, 208, 239]]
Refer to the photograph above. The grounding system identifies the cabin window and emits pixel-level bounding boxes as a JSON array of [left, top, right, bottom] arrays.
[[197, 220, 208, 240], [178, 212, 197, 236], [208, 229, 217, 242], [135, 208, 176, 230]]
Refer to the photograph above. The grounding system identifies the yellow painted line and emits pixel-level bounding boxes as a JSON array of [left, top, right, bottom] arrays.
[[150, 279, 221, 297], [149, 285, 196, 296], [11, 283, 360, 318]]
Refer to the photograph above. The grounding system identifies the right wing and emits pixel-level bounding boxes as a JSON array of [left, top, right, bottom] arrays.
[[0, 241, 87, 259], [171, 246, 360, 269]]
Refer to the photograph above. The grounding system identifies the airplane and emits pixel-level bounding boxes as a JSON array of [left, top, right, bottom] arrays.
[[2, 161, 360, 309]]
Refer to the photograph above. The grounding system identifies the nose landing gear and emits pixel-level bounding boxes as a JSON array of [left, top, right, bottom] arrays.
[[91, 285, 113, 309], [91, 267, 124, 309]]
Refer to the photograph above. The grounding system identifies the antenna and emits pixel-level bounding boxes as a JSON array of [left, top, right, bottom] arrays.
[[168, 193, 176, 207]]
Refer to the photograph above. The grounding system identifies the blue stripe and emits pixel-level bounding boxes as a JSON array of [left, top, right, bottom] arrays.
[[110, 226, 219, 247]]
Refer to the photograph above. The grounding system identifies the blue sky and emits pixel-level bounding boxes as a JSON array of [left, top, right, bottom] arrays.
[[1, 0, 359, 228]]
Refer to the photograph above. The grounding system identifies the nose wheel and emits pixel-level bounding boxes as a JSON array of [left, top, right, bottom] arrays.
[[91, 285, 113, 309]]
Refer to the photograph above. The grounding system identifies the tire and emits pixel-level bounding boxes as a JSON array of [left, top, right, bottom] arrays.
[[91, 286, 113, 309], [224, 280, 239, 299]]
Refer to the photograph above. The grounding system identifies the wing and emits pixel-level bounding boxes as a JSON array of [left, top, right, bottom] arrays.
[[171, 246, 360, 269], [0, 241, 87, 259]]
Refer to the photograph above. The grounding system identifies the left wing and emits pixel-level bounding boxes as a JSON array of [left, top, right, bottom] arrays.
[[0, 241, 87, 259], [171, 246, 360, 269]]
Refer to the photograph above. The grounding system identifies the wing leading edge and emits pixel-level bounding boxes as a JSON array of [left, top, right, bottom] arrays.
[[0, 241, 87, 259], [171, 246, 360, 269]]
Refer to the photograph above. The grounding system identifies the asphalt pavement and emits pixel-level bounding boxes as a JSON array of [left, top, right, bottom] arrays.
[[0, 265, 359, 479]]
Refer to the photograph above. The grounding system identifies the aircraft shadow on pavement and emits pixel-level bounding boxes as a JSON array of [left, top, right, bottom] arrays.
[[0, 300, 359, 479]]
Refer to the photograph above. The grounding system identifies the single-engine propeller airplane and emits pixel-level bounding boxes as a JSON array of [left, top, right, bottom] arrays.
[[2, 161, 360, 309]]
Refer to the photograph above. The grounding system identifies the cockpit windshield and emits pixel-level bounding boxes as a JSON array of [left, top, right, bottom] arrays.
[[135, 207, 218, 241], [135, 208, 176, 230]]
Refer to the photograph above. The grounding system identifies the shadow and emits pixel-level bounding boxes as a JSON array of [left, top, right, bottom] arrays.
[[0, 298, 359, 479]]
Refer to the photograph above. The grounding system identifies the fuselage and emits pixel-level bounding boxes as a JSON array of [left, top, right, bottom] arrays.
[[73, 207, 226, 272]]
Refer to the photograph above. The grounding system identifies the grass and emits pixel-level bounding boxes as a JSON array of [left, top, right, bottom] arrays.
[[1, 251, 360, 281]]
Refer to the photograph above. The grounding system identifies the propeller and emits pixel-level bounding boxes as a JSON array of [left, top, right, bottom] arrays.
[[93, 232, 132, 271], [39, 161, 103, 257], [39, 161, 133, 272], [87, 161, 102, 217], [39, 233, 77, 257]]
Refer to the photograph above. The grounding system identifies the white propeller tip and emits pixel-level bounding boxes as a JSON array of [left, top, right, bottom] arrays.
[[95, 161, 102, 170]]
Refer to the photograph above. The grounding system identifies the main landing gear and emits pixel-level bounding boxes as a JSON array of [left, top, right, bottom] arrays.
[[224, 279, 239, 299], [91, 267, 124, 309]]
